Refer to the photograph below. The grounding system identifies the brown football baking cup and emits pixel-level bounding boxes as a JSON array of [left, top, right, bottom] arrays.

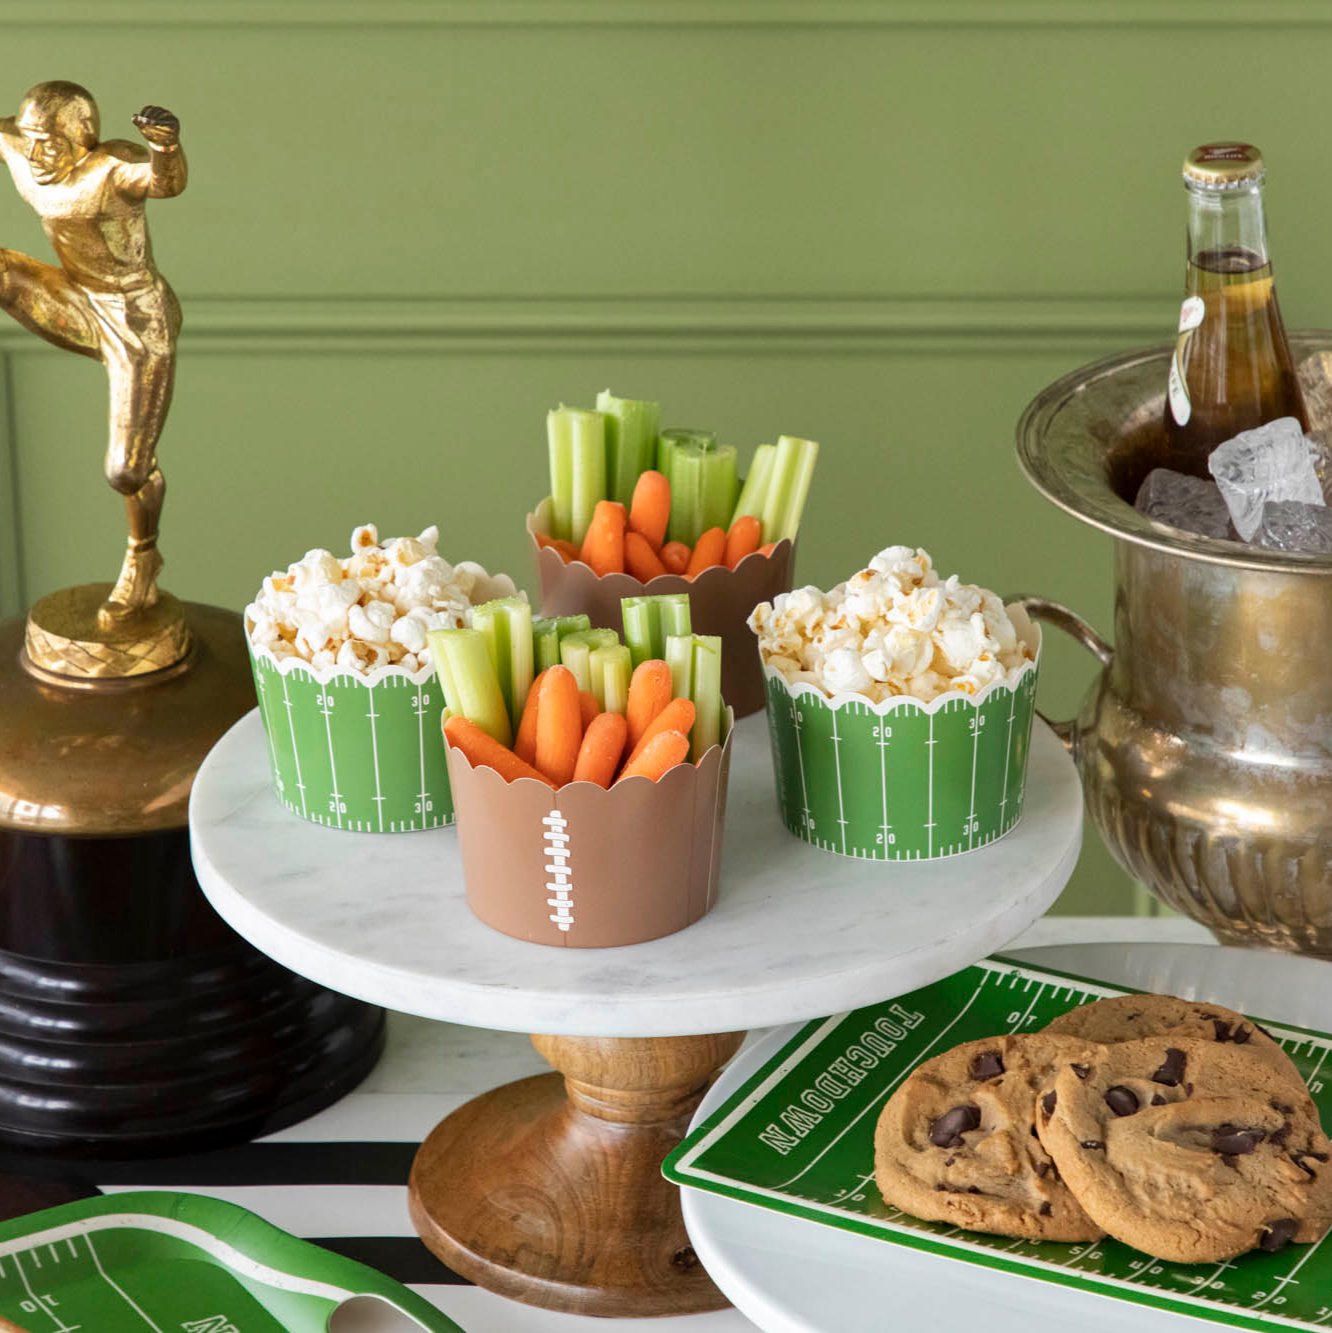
[[444, 709, 735, 948], [528, 500, 793, 718]]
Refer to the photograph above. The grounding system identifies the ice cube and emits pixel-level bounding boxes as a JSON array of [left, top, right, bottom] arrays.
[[1134, 468, 1234, 540], [1253, 500, 1332, 555], [1206, 418, 1325, 541]]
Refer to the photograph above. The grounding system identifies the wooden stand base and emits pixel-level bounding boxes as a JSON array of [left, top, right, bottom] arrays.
[[407, 1031, 744, 1317]]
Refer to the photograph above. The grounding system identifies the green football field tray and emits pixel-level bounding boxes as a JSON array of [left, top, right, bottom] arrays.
[[665, 957, 1332, 1332], [0, 1192, 461, 1332]]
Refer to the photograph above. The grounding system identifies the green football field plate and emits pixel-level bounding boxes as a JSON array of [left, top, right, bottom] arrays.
[[665, 956, 1332, 1331], [0, 1192, 462, 1331]]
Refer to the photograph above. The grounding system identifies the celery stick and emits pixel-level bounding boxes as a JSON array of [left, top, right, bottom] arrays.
[[657, 427, 715, 482], [597, 390, 661, 508], [532, 619, 561, 672], [699, 445, 739, 534], [621, 597, 658, 666], [690, 635, 723, 761], [554, 614, 592, 640], [621, 594, 691, 666], [431, 631, 463, 717], [762, 436, 820, 544], [571, 409, 607, 546], [733, 443, 776, 530], [502, 598, 534, 722], [472, 597, 534, 726], [546, 407, 574, 542], [657, 593, 692, 639], [668, 443, 706, 545], [665, 633, 694, 703], [596, 643, 632, 715], [428, 628, 512, 746], [560, 629, 619, 692]]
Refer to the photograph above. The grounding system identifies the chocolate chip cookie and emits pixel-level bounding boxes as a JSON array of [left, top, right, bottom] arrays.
[[1044, 993, 1303, 1089], [874, 1034, 1106, 1241], [1035, 1037, 1332, 1263]]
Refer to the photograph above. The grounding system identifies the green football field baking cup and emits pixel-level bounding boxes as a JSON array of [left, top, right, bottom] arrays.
[[760, 612, 1041, 861], [248, 644, 454, 833]]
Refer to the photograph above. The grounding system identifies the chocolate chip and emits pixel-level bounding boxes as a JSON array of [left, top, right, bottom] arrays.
[[1041, 1091, 1057, 1117], [1105, 1086, 1140, 1117], [1292, 1152, 1321, 1179], [1071, 1064, 1090, 1080], [1081, 1140, 1105, 1150], [944, 1155, 957, 1167], [1213, 1019, 1232, 1042], [1233, 1025, 1251, 1045], [929, 1104, 981, 1148], [1035, 1161, 1050, 1178], [1039, 1202, 1052, 1216], [1272, 1100, 1295, 1116], [1151, 1094, 1167, 1106], [969, 1050, 1005, 1081], [1212, 1127, 1265, 1156], [1152, 1048, 1187, 1086], [1260, 1219, 1299, 1252], [1270, 1123, 1293, 1147]]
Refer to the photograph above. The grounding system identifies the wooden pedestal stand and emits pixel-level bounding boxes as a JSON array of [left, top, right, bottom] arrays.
[[408, 1031, 744, 1317]]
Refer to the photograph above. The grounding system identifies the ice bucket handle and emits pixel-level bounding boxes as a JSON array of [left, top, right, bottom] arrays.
[[1010, 596, 1114, 754]]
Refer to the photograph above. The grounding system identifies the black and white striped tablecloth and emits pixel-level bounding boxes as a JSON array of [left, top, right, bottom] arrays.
[[0, 1016, 754, 1333]]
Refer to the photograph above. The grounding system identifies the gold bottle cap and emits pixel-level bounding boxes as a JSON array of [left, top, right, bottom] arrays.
[[1183, 142, 1265, 189]]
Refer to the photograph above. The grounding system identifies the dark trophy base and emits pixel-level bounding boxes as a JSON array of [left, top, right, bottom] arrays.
[[0, 814, 384, 1160]]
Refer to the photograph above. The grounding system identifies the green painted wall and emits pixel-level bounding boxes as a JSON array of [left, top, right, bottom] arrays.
[[4, 1, 1329, 912]]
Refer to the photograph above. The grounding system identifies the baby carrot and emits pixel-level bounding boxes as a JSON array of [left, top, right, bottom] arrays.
[[628, 469, 671, 550], [724, 514, 762, 568], [513, 667, 547, 765], [444, 715, 556, 788], [626, 659, 672, 751], [686, 527, 727, 578], [623, 696, 695, 768], [617, 729, 690, 783], [579, 500, 627, 577], [537, 533, 581, 564], [660, 541, 691, 575], [625, 531, 667, 582], [573, 711, 629, 787], [579, 689, 600, 729], [757, 542, 777, 557], [536, 665, 583, 786]]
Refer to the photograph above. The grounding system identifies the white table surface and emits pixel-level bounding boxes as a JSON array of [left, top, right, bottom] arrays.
[[102, 915, 1198, 1333], [189, 710, 1083, 1037]]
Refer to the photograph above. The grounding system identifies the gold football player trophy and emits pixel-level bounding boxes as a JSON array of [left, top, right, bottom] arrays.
[[1, 80, 190, 678]]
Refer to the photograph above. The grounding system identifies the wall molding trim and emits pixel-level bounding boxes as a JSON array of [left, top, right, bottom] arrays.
[[0, 294, 1172, 357], [0, 2, 1324, 27]]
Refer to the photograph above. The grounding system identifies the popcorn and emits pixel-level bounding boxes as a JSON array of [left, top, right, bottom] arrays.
[[245, 524, 499, 676], [749, 547, 1034, 703]]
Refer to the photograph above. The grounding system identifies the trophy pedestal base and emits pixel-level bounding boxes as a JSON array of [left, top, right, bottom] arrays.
[[24, 583, 192, 684], [0, 825, 386, 1159]]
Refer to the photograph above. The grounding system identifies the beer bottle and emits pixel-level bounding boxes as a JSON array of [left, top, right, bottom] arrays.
[[1162, 142, 1307, 476]]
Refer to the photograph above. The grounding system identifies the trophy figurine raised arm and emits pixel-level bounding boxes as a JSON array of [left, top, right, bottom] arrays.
[[2, 80, 190, 680]]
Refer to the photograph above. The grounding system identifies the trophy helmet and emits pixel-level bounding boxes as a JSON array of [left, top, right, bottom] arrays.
[[17, 81, 99, 151]]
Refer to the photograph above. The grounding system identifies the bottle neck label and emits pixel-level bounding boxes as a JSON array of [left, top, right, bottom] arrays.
[[1167, 296, 1206, 425]]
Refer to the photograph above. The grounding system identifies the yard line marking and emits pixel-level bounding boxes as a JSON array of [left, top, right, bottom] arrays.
[[280, 674, 307, 817], [368, 685, 384, 832], [1251, 1230, 1328, 1311], [1009, 982, 1045, 1031], [87, 1233, 165, 1332], [13, 1251, 72, 1331]]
